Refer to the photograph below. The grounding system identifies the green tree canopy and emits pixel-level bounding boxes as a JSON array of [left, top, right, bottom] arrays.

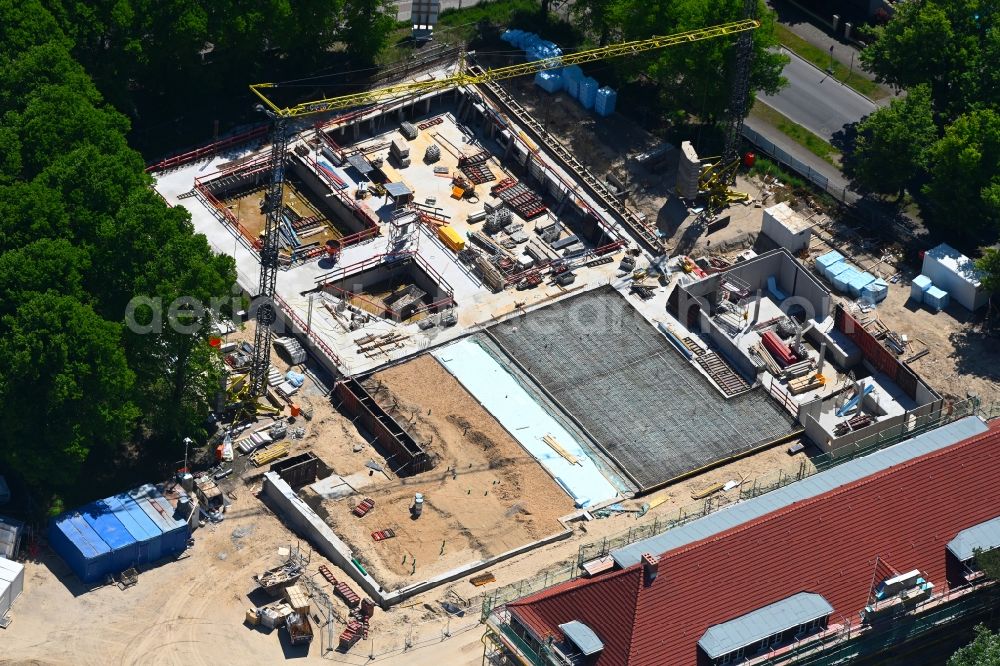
[[846, 85, 937, 198], [861, 0, 999, 119], [0, 0, 237, 502], [0, 293, 138, 487], [568, 0, 787, 125], [922, 108, 1000, 240], [974, 248, 1000, 294], [949, 625, 1000, 666]]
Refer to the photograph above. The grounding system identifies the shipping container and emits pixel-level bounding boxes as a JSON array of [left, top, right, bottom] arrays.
[[81, 502, 138, 573], [105, 494, 163, 562], [128, 485, 190, 556], [48, 513, 112, 582]]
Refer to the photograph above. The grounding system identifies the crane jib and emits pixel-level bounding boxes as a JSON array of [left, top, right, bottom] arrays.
[[250, 19, 759, 119]]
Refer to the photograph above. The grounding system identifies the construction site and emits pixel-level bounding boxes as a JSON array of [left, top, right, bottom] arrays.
[[5, 11, 999, 666]]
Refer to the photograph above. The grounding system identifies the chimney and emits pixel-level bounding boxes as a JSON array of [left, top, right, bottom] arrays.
[[642, 553, 659, 587]]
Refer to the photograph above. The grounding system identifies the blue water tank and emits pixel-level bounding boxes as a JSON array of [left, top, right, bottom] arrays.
[[48, 513, 112, 582]]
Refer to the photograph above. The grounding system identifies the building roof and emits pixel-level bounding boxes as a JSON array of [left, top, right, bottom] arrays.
[[698, 592, 833, 659], [613, 416, 988, 568], [947, 515, 1000, 562], [346, 154, 374, 176], [384, 181, 412, 198], [559, 620, 605, 656], [505, 417, 1000, 666]]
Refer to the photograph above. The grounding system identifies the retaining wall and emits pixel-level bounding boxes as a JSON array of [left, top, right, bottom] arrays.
[[262, 472, 573, 609]]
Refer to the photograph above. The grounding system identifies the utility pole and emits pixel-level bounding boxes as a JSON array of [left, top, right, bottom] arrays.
[[828, 45, 835, 74], [183, 437, 193, 472]]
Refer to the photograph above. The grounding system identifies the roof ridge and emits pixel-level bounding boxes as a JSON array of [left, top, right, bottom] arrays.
[[665, 419, 995, 561], [506, 565, 640, 608]]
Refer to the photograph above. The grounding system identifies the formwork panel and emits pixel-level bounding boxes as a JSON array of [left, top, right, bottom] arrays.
[[488, 286, 797, 490]]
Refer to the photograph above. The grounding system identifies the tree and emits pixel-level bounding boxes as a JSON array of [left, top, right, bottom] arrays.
[[922, 108, 1000, 240], [860, 0, 998, 119], [568, 0, 786, 125], [975, 248, 1000, 294], [0, 293, 138, 488], [846, 85, 937, 198], [949, 624, 1000, 666], [975, 546, 1000, 579]]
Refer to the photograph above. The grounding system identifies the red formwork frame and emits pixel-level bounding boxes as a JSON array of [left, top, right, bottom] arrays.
[[146, 125, 269, 173]]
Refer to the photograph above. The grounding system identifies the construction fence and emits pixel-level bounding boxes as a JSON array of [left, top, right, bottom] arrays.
[[742, 125, 832, 193]]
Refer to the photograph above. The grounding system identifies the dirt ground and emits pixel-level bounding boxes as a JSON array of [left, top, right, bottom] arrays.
[[222, 178, 345, 253], [302, 354, 575, 590]]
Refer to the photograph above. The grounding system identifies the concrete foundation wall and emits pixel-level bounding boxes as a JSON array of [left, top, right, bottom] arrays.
[[331, 258, 446, 303], [288, 156, 367, 234], [261, 472, 386, 600], [261, 472, 572, 609]]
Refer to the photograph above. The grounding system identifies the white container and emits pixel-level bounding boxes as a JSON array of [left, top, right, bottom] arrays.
[[921, 243, 989, 311]]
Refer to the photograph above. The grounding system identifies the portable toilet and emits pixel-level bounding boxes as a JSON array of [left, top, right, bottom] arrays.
[[924, 285, 950, 312]]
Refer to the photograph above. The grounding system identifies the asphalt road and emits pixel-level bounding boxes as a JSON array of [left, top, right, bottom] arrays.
[[760, 48, 876, 140]]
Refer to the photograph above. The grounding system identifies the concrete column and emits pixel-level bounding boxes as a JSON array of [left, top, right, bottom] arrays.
[[424, 98, 432, 114], [817, 342, 827, 375], [753, 289, 763, 324]]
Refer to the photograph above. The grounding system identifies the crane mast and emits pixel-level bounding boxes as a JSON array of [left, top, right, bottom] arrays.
[[248, 115, 288, 399], [245, 17, 760, 401]]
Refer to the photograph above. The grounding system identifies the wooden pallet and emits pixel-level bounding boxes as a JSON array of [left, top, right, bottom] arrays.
[[371, 529, 396, 541], [695, 352, 750, 398], [470, 572, 496, 587]]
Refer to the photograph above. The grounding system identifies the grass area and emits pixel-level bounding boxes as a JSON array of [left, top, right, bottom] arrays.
[[774, 24, 889, 101], [750, 101, 841, 166], [749, 157, 806, 189]]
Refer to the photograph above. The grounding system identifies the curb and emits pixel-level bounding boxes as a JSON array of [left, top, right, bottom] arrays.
[[777, 46, 879, 107]]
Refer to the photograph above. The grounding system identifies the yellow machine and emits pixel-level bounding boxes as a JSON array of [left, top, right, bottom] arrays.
[[698, 158, 750, 211]]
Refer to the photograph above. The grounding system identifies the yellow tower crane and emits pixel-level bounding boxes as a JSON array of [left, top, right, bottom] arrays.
[[242, 18, 760, 404]]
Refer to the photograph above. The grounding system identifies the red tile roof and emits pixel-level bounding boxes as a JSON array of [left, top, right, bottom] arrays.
[[507, 421, 1000, 666]]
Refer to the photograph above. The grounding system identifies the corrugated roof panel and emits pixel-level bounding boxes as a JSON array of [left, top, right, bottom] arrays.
[[946, 515, 1000, 562], [612, 417, 988, 568], [59, 514, 111, 559], [80, 502, 136, 551], [698, 592, 833, 658], [105, 495, 160, 543]]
